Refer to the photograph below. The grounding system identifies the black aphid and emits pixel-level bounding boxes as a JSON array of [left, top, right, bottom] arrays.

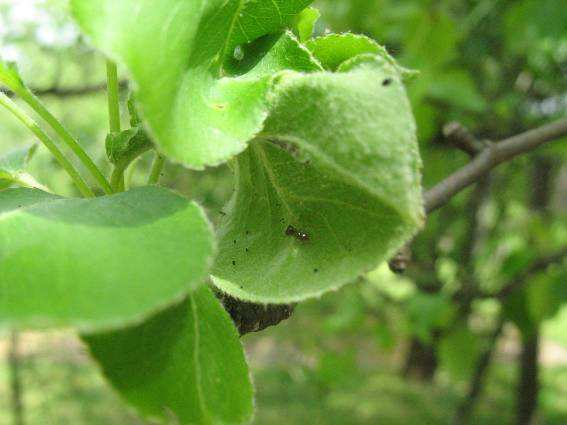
[[285, 225, 310, 242], [313, 268, 319, 273], [382, 78, 393, 86], [232, 260, 236, 266], [233, 239, 237, 244], [285, 225, 297, 236]]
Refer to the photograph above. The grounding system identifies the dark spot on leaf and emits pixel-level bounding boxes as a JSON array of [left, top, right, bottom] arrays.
[[382, 78, 393, 86], [245, 230, 250, 235], [314, 268, 319, 273], [233, 239, 237, 244], [232, 260, 236, 266], [245, 248, 249, 252], [219, 211, 226, 216]]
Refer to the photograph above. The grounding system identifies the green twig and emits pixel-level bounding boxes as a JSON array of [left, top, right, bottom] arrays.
[[15, 89, 113, 194], [106, 60, 121, 134], [0, 93, 94, 197], [148, 153, 165, 185], [110, 166, 126, 193], [106, 60, 125, 192]]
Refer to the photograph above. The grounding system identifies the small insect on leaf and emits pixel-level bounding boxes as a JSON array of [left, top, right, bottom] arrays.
[[285, 225, 297, 236], [285, 225, 310, 242]]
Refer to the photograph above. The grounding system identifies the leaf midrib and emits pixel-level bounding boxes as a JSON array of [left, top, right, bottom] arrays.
[[257, 136, 417, 224]]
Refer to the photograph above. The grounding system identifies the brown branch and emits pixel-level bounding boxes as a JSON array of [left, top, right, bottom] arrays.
[[443, 121, 485, 156], [425, 118, 567, 213]]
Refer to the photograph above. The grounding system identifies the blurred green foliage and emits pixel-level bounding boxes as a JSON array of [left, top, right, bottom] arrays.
[[1, 0, 566, 423]]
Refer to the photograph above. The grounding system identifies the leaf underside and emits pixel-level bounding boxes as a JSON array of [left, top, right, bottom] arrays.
[[212, 59, 424, 303]]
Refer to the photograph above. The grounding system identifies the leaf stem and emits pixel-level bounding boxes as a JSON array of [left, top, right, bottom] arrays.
[[110, 166, 126, 193], [106, 60, 125, 192], [148, 153, 165, 185], [106, 60, 121, 134], [16, 88, 113, 194], [0, 93, 94, 197]]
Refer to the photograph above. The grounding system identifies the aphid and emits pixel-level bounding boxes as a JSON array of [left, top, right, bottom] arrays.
[[382, 78, 393, 87], [285, 225, 297, 236], [232, 260, 236, 266], [313, 268, 319, 273], [233, 239, 237, 244], [285, 225, 310, 242], [233, 45, 244, 61], [219, 211, 226, 216]]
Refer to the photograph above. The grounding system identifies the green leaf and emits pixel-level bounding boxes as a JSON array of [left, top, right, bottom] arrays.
[[224, 31, 322, 78], [439, 324, 481, 381], [0, 60, 25, 93], [305, 33, 417, 79], [0, 186, 215, 331], [71, 0, 313, 169], [306, 33, 388, 71], [427, 70, 487, 113], [212, 58, 424, 303], [0, 144, 38, 190], [83, 286, 253, 425], [503, 265, 567, 337], [407, 293, 455, 343], [293, 7, 321, 42]]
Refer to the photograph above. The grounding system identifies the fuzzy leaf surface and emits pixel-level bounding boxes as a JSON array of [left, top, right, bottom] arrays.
[[212, 59, 424, 303]]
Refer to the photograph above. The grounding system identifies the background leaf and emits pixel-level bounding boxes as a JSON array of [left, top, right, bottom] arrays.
[[0, 186, 214, 331], [83, 286, 254, 425]]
